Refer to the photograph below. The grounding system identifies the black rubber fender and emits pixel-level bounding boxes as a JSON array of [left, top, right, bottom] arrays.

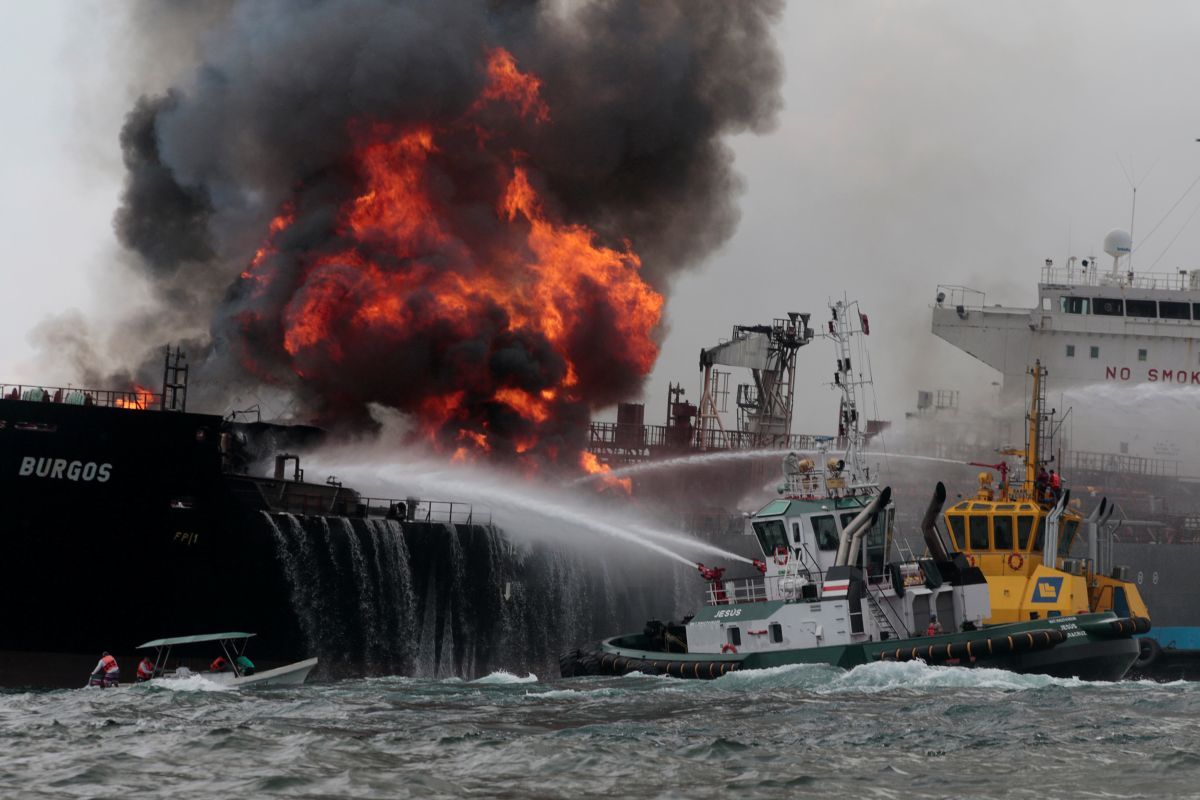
[[1093, 616, 1153, 638], [1134, 637, 1162, 670], [877, 629, 1066, 662], [574, 651, 740, 680], [558, 648, 585, 678]]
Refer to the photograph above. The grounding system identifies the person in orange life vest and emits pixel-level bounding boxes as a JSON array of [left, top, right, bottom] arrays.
[[90, 652, 120, 687], [136, 656, 156, 682], [210, 656, 230, 673], [1049, 470, 1062, 502], [926, 615, 943, 636]]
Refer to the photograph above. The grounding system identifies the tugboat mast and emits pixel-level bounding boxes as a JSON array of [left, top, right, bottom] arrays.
[[825, 297, 873, 489], [1023, 361, 1043, 498]]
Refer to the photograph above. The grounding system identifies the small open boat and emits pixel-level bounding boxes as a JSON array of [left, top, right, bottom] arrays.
[[136, 632, 318, 688]]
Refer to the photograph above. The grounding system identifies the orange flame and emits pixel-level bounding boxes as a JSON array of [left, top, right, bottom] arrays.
[[580, 451, 632, 494], [240, 48, 663, 466], [115, 384, 156, 410], [473, 49, 550, 123]]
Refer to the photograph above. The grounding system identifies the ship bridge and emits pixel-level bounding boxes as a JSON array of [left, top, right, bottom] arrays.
[[931, 252, 1200, 469], [933, 259, 1200, 405]]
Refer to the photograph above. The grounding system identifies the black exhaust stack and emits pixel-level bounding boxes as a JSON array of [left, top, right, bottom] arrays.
[[920, 481, 951, 562]]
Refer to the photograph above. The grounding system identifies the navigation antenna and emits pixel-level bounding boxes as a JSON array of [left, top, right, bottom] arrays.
[[161, 345, 188, 412], [824, 298, 873, 485]]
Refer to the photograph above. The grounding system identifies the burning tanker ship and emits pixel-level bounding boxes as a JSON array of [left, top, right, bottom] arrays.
[[3, 3, 788, 685], [0, 352, 697, 686]]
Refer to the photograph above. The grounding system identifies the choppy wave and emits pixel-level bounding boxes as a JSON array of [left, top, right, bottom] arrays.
[[2, 671, 1198, 798]]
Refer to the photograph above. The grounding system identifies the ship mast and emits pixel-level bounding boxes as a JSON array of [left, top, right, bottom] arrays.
[[826, 298, 872, 487], [1023, 360, 1045, 496]]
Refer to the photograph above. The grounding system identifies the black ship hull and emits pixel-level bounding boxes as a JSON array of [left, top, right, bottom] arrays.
[[1, 398, 685, 687]]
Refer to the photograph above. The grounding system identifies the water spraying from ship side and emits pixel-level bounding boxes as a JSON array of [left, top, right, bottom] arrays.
[[570, 447, 800, 484], [309, 451, 749, 568]]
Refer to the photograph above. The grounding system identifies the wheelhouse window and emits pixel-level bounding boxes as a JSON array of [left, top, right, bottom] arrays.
[[757, 500, 791, 516], [769, 623, 783, 644], [1034, 516, 1047, 551], [1161, 301, 1190, 320], [752, 520, 788, 557], [993, 515, 1014, 550], [946, 515, 965, 550], [791, 521, 803, 545], [1093, 297, 1124, 316], [1125, 299, 1157, 318], [1060, 296, 1089, 314], [1016, 515, 1035, 549], [968, 515, 989, 550], [811, 515, 840, 551]]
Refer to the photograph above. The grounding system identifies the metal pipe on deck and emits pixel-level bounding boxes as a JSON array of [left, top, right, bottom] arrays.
[[1086, 497, 1107, 569], [835, 486, 890, 567]]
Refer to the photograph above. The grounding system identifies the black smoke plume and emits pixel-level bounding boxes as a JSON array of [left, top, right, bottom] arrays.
[[112, 0, 784, 462]]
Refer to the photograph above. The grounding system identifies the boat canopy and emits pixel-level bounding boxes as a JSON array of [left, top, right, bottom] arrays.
[[137, 632, 256, 649]]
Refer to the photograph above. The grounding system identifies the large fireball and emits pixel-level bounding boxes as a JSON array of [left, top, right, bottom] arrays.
[[236, 50, 663, 466]]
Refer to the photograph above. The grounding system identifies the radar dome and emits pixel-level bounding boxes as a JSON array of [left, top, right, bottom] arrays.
[[1103, 229, 1132, 259]]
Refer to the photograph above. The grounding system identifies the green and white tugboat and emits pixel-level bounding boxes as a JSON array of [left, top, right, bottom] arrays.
[[561, 299, 1148, 681]]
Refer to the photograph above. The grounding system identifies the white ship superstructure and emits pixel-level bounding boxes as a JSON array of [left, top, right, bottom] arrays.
[[932, 231, 1200, 468]]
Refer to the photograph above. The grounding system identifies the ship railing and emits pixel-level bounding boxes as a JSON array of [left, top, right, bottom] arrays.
[[1067, 450, 1181, 478], [934, 284, 986, 311], [1041, 263, 1199, 291], [357, 496, 493, 526], [587, 420, 839, 457], [705, 573, 818, 606], [0, 382, 163, 411], [706, 575, 769, 605]]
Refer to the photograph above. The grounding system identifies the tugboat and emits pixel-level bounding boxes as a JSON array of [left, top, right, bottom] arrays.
[[561, 302, 1149, 681], [943, 361, 1156, 660]]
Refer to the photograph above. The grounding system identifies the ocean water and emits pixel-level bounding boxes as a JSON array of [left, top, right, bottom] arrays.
[[2, 663, 1197, 799]]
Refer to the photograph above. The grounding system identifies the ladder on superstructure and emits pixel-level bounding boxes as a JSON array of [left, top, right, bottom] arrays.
[[828, 299, 872, 482], [864, 588, 904, 639], [161, 345, 188, 412]]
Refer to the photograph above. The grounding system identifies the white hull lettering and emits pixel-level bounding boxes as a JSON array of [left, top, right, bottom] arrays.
[[16, 456, 112, 482]]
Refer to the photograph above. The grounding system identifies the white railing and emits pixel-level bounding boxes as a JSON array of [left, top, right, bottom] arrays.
[[706, 575, 768, 605], [934, 285, 986, 310], [1041, 263, 1199, 291], [704, 573, 817, 605]]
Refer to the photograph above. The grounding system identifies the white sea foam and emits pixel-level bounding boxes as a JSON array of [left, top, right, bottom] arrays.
[[148, 675, 234, 693], [831, 659, 1087, 692], [525, 688, 583, 698], [706, 659, 1100, 693], [471, 671, 539, 685]]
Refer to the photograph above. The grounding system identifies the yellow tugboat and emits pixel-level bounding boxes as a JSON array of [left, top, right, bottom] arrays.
[[942, 361, 1149, 625]]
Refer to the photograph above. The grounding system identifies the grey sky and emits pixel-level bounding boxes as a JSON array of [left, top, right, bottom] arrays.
[[3, 2, 1200, 435]]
